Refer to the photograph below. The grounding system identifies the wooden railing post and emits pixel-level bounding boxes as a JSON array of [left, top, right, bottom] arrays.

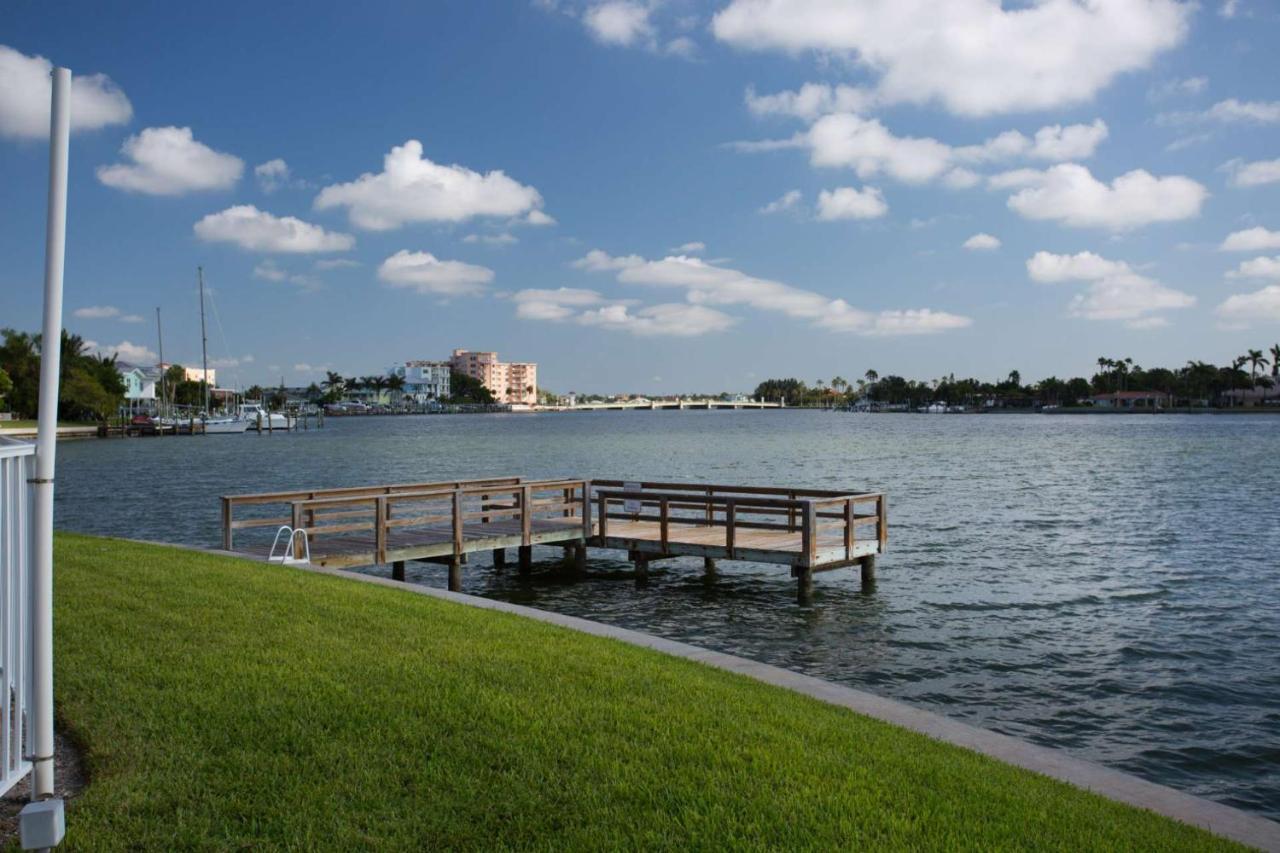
[[563, 486, 572, 518], [291, 502, 304, 559], [659, 497, 669, 553], [453, 489, 464, 557], [581, 481, 593, 540], [521, 485, 533, 546], [801, 500, 816, 568], [725, 499, 736, 559], [597, 493, 608, 539], [704, 487, 713, 527], [221, 497, 233, 550], [480, 493, 489, 524], [844, 499, 854, 560], [788, 491, 796, 532], [375, 497, 388, 564], [878, 494, 888, 552]]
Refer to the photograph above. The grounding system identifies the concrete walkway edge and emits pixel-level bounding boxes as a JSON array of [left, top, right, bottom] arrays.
[[189, 543, 1278, 850]]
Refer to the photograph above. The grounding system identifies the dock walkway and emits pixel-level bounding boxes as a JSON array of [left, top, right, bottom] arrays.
[[221, 477, 886, 600]]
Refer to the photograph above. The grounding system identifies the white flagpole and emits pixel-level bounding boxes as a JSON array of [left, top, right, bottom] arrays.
[[30, 65, 71, 802]]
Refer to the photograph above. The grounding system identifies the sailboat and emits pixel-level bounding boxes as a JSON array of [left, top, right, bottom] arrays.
[[196, 267, 249, 434]]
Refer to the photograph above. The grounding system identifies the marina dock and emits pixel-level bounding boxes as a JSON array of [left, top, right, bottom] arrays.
[[221, 477, 886, 600]]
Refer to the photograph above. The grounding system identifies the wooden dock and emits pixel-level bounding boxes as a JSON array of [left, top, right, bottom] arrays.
[[220, 477, 886, 600]]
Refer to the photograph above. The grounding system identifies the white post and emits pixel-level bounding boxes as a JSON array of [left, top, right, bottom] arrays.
[[31, 66, 70, 802]]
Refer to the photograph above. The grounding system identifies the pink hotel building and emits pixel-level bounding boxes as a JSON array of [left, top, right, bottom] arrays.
[[449, 349, 538, 406]]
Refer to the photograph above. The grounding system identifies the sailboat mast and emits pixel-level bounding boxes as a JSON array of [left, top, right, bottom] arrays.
[[199, 266, 210, 414], [155, 306, 166, 415]]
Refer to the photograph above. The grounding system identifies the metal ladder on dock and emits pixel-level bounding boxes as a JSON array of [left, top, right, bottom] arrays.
[[267, 526, 311, 566]]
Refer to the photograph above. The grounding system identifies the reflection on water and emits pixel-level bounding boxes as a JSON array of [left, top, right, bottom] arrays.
[[53, 411, 1280, 817]]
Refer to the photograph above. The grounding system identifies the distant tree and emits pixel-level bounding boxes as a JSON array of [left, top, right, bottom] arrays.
[[1271, 344, 1280, 378], [305, 382, 323, 403], [752, 378, 807, 406], [0, 366, 12, 410], [246, 384, 265, 401], [1246, 348, 1269, 388], [385, 374, 405, 403], [447, 370, 495, 404]]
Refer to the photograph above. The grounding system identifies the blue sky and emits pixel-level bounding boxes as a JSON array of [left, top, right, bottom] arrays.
[[2, 0, 1278, 394]]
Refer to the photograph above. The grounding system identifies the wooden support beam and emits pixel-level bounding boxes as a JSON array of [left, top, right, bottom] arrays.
[[859, 554, 877, 585], [703, 557, 717, 577], [796, 566, 813, 604], [221, 498, 233, 550], [634, 554, 649, 583], [448, 558, 462, 592], [492, 548, 506, 569], [573, 543, 587, 575], [392, 560, 405, 582], [518, 544, 532, 575]]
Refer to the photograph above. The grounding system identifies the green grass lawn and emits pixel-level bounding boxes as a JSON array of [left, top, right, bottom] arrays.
[[50, 534, 1239, 850]]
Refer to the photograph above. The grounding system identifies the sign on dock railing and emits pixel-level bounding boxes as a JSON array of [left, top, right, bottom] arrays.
[[0, 438, 35, 797]]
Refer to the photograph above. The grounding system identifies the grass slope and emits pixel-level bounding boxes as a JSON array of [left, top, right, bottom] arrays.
[[51, 534, 1237, 850]]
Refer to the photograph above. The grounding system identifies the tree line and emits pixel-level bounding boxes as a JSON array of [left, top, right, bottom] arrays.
[[0, 329, 126, 421], [753, 346, 1280, 409]]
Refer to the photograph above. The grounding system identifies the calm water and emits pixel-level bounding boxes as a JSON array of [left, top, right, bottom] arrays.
[[53, 412, 1280, 818]]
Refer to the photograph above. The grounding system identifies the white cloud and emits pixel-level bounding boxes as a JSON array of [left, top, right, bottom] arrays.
[[1026, 250, 1194, 325], [314, 258, 361, 270], [745, 83, 875, 120], [1004, 164, 1207, 230], [85, 340, 157, 363], [1221, 158, 1280, 188], [1220, 0, 1241, 17], [0, 45, 132, 139], [377, 250, 493, 296], [194, 205, 355, 253], [524, 209, 556, 226], [75, 305, 124, 320], [815, 186, 887, 220], [1206, 99, 1280, 123], [1225, 256, 1280, 280], [759, 189, 802, 215], [672, 241, 706, 253], [577, 303, 737, 336], [1148, 76, 1208, 101], [314, 139, 547, 230], [740, 115, 1107, 187], [575, 249, 971, 336], [255, 158, 292, 193], [962, 233, 1001, 251], [252, 260, 320, 290], [1216, 285, 1280, 328], [96, 127, 243, 195], [512, 287, 611, 321], [463, 232, 519, 246], [1220, 227, 1280, 252], [582, 2, 653, 46], [711, 0, 1189, 117]]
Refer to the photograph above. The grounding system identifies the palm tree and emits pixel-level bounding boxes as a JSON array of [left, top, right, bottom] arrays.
[[1246, 349, 1268, 387], [364, 375, 387, 404], [1270, 344, 1280, 378], [322, 371, 344, 399], [864, 369, 878, 384], [386, 374, 406, 404]]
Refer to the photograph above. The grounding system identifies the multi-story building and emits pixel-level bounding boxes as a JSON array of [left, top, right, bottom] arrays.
[[448, 349, 537, 406], [388, 361, 452, 403]]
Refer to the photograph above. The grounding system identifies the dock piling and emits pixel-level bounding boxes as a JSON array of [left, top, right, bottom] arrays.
[[518, 545, 532, 575], [859, 554, 877, 584], [392, 560, 405, 582], [634, 554, 649, 584], [448, 558, 462, 592], [573, 543, 587, 575], [796, 566, 814, 604], [703, 557, 717, 577], [493, 548, 506, 569]]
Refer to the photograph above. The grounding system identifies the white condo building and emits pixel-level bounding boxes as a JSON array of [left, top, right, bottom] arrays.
[[389, 361, 451, 403]]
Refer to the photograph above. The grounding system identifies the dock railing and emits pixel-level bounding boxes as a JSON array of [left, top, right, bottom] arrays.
[[0, 437, 34, 796], [220, 476, 528, 551], [277, 478, 592, 563], [590, 480, 885, 567]]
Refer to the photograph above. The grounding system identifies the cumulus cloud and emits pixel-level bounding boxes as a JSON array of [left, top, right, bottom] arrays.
[[815, 186, 887, 220], [85, 340, 157, 363], [759, 189, 802, 215], [575, 249, 970, 336], [711, 0, 1188, 116], [252, 260, 320, 290], [1003, 164, 1207, 230], [737, 114, 1108, 187], [314, 140, 547, 230], [745, 83, 875, 120], [582, 1, 653, 46], [1206, 99, 1280, 123], [1221, 158, 1280, 188], [254, 158, 294, 193], [463, 232, 518, 246], [0, 45, 132, 139], [377, 250, 494, 296], [1225, 256, 1280, 280], [577, 303, 737, 336], [72, 305, 142, 322], [512, 287, 612, 321], [1220, 227, 1280, 252], [1026, 250, 1194, 325], [671, 241, 706, 253], [1216, 286, 1280, 328], [194, 205, 355, 253], [96, 127, 243, 195], [1148, 76, 1208, 101], [962, 233, 1001, 251]]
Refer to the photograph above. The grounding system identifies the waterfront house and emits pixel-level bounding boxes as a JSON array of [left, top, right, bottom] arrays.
[[116, 361, 160, 412], [1089, 391, 1172, 410], [389, 361, 451, 403]]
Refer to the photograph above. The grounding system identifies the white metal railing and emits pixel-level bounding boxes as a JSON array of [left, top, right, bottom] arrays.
[[0, 437, 34, 796]]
